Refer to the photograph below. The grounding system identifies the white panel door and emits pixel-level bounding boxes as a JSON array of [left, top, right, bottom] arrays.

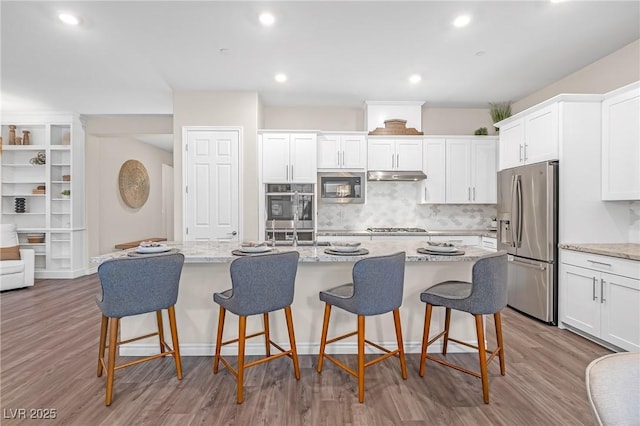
[[601, 272, 640, 351], [498, 118, 524, 170], [262, 133, 290, 182], [317, 134, 340, 169], [290, 133, 317, 182], [422, 138, 446, 203], [472, 139, 497, 203], [560, 264, 601, 336], [525, 103, 559, 164], [395, 139, 423, 170], [445, 139, 472, 203], [341, 134, 366, 169], [367, 139, 395, 170], [186, 129, 239, 241]]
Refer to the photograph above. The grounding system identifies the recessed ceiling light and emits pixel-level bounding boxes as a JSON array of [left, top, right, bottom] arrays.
[[58, 12, 80, 26], [409, 74, 422, 84], [259, 12, 275, 26], [453, 15, 471, 28], [274, 73, 287, 83]]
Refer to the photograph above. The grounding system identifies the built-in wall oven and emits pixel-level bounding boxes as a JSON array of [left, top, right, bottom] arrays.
[[318, 172, 365, 203], [265, 183, 314, 242]]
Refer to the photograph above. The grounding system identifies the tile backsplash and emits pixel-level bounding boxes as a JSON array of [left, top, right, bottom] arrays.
[[317, 181, 497, 230]]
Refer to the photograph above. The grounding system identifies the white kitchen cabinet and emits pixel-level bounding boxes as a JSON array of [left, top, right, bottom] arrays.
[[261, 132, 317, 183], [420, 138, 446, 203], [0, 113, 86, 278], [481, 236, 497, 251], [601, 82, 640, 200], [429, 235, 480, 247], [367, 137, 422, 171], [497, 102, 559, 171], [560, 249, 640, 352], [445, 139, 497, 204], [317, 132, 367, 170]]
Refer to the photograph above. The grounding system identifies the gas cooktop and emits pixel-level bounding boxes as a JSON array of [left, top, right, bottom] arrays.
[[367, 227, 427, 233]]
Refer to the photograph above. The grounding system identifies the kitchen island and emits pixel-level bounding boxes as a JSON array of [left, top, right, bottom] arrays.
[[91, 241, 494, 356]]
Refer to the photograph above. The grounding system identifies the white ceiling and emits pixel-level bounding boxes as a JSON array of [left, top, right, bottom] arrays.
[[1, 1, 639, 115]]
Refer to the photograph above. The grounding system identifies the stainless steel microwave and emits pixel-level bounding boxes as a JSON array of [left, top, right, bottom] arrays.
[[318, 172, 365, 204]]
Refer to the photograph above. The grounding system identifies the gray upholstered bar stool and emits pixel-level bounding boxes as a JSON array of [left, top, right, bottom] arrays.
[[418, 250, 507, 404], [213, 251, 300, 404], [317, 252, 408, 403], [96, 252, 185, 406]]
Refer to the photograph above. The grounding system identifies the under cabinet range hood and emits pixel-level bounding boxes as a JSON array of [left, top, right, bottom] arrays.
[[367, 171, 426, 181]]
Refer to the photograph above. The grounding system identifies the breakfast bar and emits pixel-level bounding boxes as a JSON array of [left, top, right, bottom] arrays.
[[91, 241, 494, 356]]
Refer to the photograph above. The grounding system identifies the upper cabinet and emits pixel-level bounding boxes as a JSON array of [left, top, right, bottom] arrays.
[[261, 132, 317, 183], [497, 103, 559, 170], [0, 113, 86, 278], [421, 137, 497, 204], [317, 132, 367, 170], [367, 137, 422, 171], [601, 82, 640, 200]]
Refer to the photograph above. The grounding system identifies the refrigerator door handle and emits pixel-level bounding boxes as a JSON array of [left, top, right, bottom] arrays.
[[509, 257, 547, 270], [510, 175, 518, 247], [515, 175, 523, 247]]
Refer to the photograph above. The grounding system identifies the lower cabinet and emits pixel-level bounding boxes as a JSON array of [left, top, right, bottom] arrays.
[[560, 249, 640, 351]]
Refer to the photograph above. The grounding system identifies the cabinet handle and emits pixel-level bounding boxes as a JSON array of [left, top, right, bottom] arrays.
[[592, 277, 597, 301], [337, 151, 340, 167], [286, 165, 289, 181], [524, 144, 528, 161], [468, 187, 471, 201], [291, 165, 294, 180], [396, 153, 400, 169], [473, 187, 476, 201], [587, 259, 612, 268], [424, 187, 427, 201], [600, 278, 605, 304], [519, 145, 523, 161]]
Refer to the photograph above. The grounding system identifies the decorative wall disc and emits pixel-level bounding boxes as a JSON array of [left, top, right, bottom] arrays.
[[118, 160, 150, 208]]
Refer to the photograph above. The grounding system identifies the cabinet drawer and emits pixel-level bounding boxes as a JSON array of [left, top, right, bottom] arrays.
[[481, 236, 497, 251], [560, 249, 640, 280]]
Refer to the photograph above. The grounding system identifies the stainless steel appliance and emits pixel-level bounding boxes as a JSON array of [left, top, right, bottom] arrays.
[[318, 172, 365, 204], [265, 183, 314, 243], [497, 161, 558, 324]]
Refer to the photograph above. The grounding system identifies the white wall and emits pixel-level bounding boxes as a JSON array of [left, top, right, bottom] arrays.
[[86, 116, 173, 256], [514, 39, 640, 113]]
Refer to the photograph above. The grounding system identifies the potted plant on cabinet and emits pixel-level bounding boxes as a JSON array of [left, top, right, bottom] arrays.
[[489, 102, 512, 133], [60, 190, 70, 199]]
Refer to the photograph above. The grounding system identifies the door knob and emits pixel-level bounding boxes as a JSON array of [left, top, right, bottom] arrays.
[[228, 231, 237, 236]]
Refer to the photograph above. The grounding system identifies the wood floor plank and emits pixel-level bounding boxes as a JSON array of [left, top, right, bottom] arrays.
[[0, 275, 612, 425]]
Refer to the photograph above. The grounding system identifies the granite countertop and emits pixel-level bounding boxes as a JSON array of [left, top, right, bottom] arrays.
[[558, 243, 640, 261], [318, 229, 498, 238], [90, 240, 493, 264]]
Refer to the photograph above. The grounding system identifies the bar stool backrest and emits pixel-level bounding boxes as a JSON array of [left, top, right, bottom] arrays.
[[352, 252, 406, 315], [228, 251, 300, 316], [468, 251, 508, 315], [96, 253, 185, 318]]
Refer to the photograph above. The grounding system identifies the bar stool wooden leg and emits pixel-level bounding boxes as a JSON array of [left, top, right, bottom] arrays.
[[167, 306, 183, 380], [97, 315, 108, 377], [284, 306, 300, 380], [475, 314, 490, 404], [237, 315, 247, 404], [213, 308, 226, 374], [156, 310, 165, 356], [393, 309, 407, 379], [357, 315, 365, 403], [494, 312, 506, 375], [442, 308, 452, 355], [419, 304, 433, 377], [263, 313, 271, 357], [317, 304, 331, 373], [105, 317, 119, 406]]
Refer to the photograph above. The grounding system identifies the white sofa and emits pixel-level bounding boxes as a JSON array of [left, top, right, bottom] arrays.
[[0, 224, 35, 291]]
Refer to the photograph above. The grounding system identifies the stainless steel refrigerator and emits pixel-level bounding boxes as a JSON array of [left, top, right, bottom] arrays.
[[497, 161, 558, 324]]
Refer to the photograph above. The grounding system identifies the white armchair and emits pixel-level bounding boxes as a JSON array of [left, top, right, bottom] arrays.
[[0, 224, 35, 291]]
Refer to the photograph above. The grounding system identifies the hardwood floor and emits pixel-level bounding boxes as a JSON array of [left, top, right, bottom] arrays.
[[1, 275, 610, 425]]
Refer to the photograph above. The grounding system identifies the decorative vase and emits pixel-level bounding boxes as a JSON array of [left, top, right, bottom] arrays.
[[8, 125, 16, 145], [22, 130, 30, 145], [14, 197, 26, 213]]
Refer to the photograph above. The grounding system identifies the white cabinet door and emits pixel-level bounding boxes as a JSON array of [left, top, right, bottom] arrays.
[[262, 133, 290, 182], [341, 134, 366, 169], [396, 139, 423, 170], [471, 139, 497, 203], [422, 138, 446, 203], [290, 133, 317, 183], [601, 272, 640, 351], [525, 103, 559, 164], [561, 263, 601, 337], [498, 118, 524, 170], [445, 139, 472, 203], [602, 85, 640, 200], [368, 138, 395, 170], [317, 134, 340, 169]]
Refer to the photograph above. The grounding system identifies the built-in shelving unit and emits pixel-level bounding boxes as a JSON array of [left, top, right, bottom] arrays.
[[1, 113, 86, 278]]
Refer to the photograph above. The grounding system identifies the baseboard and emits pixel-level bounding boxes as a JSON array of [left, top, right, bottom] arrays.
[[119, 340, 478, 357]]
